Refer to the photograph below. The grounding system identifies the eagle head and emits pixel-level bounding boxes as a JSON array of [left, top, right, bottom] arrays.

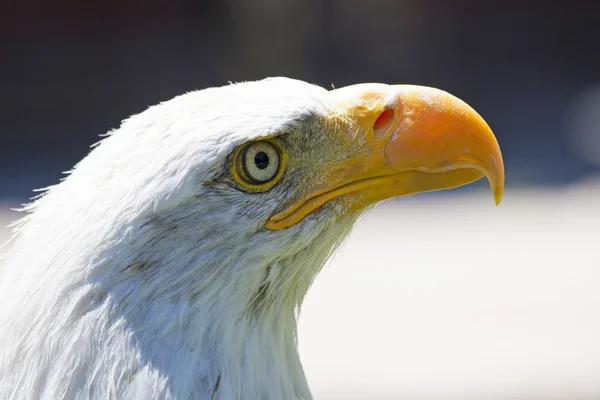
[[0, 77, 503, 399]]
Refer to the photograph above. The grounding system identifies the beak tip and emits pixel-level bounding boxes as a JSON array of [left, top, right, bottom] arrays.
[[493, 184, 503, 206]]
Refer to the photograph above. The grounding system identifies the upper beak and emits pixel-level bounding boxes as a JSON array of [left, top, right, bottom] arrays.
[[265, 83, 504, 230]]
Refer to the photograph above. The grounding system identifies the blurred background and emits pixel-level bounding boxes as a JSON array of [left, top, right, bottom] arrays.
[[1, 1, 599, 399]]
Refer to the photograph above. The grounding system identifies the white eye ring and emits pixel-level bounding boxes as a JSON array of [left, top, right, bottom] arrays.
[[241, 141, 281, 184]]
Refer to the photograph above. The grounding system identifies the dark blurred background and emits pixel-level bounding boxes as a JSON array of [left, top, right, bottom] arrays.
[[2, 0, 600, 201]]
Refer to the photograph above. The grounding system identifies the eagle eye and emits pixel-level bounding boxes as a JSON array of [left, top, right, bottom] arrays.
[[233, 140, 287, 191]]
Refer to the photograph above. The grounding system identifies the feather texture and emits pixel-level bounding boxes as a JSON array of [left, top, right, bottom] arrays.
[[0, 78, 362, 399]]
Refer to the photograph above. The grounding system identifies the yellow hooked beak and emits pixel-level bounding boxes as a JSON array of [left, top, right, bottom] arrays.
[[265, 83, 504, 230]]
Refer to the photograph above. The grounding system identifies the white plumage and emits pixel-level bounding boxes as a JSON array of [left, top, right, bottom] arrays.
[[0, 78, 343, 399], [0, 77, 503, 399]]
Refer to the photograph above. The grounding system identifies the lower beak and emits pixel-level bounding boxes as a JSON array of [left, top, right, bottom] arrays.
[[265, 84, 504, 230]]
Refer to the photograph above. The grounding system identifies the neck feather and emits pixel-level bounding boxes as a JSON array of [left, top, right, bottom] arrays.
[[0, 178, 357, 399]]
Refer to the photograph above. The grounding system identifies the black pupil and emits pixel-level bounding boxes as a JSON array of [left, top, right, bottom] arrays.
[[254, 151, 270, 169]]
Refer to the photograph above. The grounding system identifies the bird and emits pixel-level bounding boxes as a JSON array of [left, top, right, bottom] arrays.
[[0, 77, 504, 399]]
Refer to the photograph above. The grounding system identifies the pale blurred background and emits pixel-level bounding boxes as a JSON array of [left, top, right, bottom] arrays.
[[2, 1, 600, 399]]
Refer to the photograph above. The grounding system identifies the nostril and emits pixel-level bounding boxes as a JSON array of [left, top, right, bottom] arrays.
[[373, 108, 395, 139]]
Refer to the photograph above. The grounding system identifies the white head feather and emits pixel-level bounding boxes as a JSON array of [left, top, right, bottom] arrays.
[[0, 78, 361, 399]]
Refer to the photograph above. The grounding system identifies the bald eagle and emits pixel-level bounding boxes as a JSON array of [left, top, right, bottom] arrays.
[[0, 78, 503, 399]]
